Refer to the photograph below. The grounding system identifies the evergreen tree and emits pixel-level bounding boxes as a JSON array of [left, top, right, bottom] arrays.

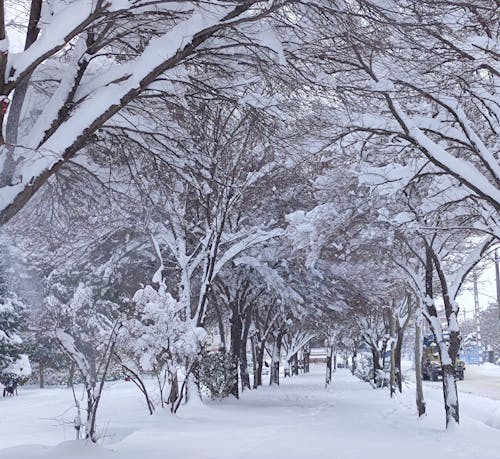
[[0, 257, 25, 374]]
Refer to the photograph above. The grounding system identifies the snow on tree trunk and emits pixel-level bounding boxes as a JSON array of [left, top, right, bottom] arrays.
[[270, 331, 283, 386], [389, 338, 396, 398], [414, 312, 426, 417], [441, 365, 460, 426], [394, 329, 404, 394]]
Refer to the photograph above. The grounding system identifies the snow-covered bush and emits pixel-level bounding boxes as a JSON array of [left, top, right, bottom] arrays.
[[0, 256, 26, 375], [354, 354, 388, 388], [198, 350, 238, 400], [0, 354, 31, 386], [119, 284, 207, 411], [0, 297, 24, 371], [354, 353, 373, 383]]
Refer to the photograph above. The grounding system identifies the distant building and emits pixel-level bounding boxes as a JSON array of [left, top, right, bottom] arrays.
[[461, 333, 484, 365], [310, 347, 328, 363]]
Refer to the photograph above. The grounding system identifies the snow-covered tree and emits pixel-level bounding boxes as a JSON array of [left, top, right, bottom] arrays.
[[0, 251, 26, 376]]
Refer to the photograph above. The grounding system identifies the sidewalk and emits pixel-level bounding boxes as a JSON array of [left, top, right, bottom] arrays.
[[1, 367, 499, 459]]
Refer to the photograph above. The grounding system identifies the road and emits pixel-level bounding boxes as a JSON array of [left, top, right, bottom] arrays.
[[421, 363, 500, 400]]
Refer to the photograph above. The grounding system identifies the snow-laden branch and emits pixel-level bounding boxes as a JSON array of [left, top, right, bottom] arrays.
[[212, 228, 284, 279], [0, 0, 282, 224], [55, 328, 92, 388]]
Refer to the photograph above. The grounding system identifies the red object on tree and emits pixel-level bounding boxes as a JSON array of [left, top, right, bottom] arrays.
[[0, 97, 9, 115]]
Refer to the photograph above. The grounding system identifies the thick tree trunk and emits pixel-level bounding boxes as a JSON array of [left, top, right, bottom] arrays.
[[240, 313, 252, 391], [253, 339, 265, 388], [1, 0, 42, 187], [371, 346, 382, 385], [229, 308, 242, 398], [303, 347, 310, 373], [426, 244, 461, 426], [351, 350, 357, 375], [239, 345, 250, 392], [292, 353, 299, 376], [414, 315, 426, 417], [441, 365, 460, 426], [270, 332, 283, 386]]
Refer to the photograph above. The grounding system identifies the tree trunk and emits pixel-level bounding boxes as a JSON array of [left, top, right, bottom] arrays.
[[251, 335, 259, 388], [414, 315, 426, 417], [270, 331, 283, 386], [351, 350, 357, 375], [371, 346, 382, 385], [1, 0, 42, 188], [292, 353, 299, 376], [426, 244, 461, 426], [214, 301, 226, 350], [394, 329, 404, 393], [253, 339, 265, 388], [240, 312, 252, 391], [168, 370, 179, 411], [325, 345, 333, 387], [240, 344, 250, 392], [229, 308, 242, 398], [441, 365, 460, 426], [67, 362, 76, 388], [389, 339, 396, 397], [303, 347, 310, 373], [39, 362, 44, 389]]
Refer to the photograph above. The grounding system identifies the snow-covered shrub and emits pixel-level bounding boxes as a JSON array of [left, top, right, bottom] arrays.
[[0, 354, 31, 386], [122, 284, 206, 371], [119, 284, 207, 411], [354, 353, 373, 382], [374, 369, 389, 388], [354, 353, 389, 387], [0, 270, 26, 374], [198, 350, 238, 400]]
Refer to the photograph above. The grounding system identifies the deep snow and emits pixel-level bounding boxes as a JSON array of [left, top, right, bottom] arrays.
[[1, 366, 499, 459]]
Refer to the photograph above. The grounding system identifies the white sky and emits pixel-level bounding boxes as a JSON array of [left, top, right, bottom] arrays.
[[457, 259, 499, 322]]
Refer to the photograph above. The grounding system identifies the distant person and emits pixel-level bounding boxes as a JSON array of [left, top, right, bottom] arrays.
[[3, 379, 18, 397]]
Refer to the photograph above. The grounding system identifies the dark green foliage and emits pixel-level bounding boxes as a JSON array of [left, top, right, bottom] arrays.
[[0, 258, 25, 372], [198, 350, 238, 400]]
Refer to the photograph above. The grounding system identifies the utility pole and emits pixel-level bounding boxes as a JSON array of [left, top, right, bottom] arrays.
[[473, 270, 483, 364], [495, 249, 500, 321]]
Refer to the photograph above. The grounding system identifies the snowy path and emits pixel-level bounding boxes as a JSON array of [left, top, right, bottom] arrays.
[[1, 367, 499, 459]]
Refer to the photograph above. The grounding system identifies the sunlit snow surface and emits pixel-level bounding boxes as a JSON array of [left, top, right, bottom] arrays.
[[1, 366, 499, 458]]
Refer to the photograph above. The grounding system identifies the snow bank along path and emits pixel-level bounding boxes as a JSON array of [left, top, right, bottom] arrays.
[[1, 367, 499, 459]]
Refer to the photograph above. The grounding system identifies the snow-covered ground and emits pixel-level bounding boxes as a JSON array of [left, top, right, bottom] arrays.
[[414, 363, 500, 431], [1, 366, 499, 459]]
